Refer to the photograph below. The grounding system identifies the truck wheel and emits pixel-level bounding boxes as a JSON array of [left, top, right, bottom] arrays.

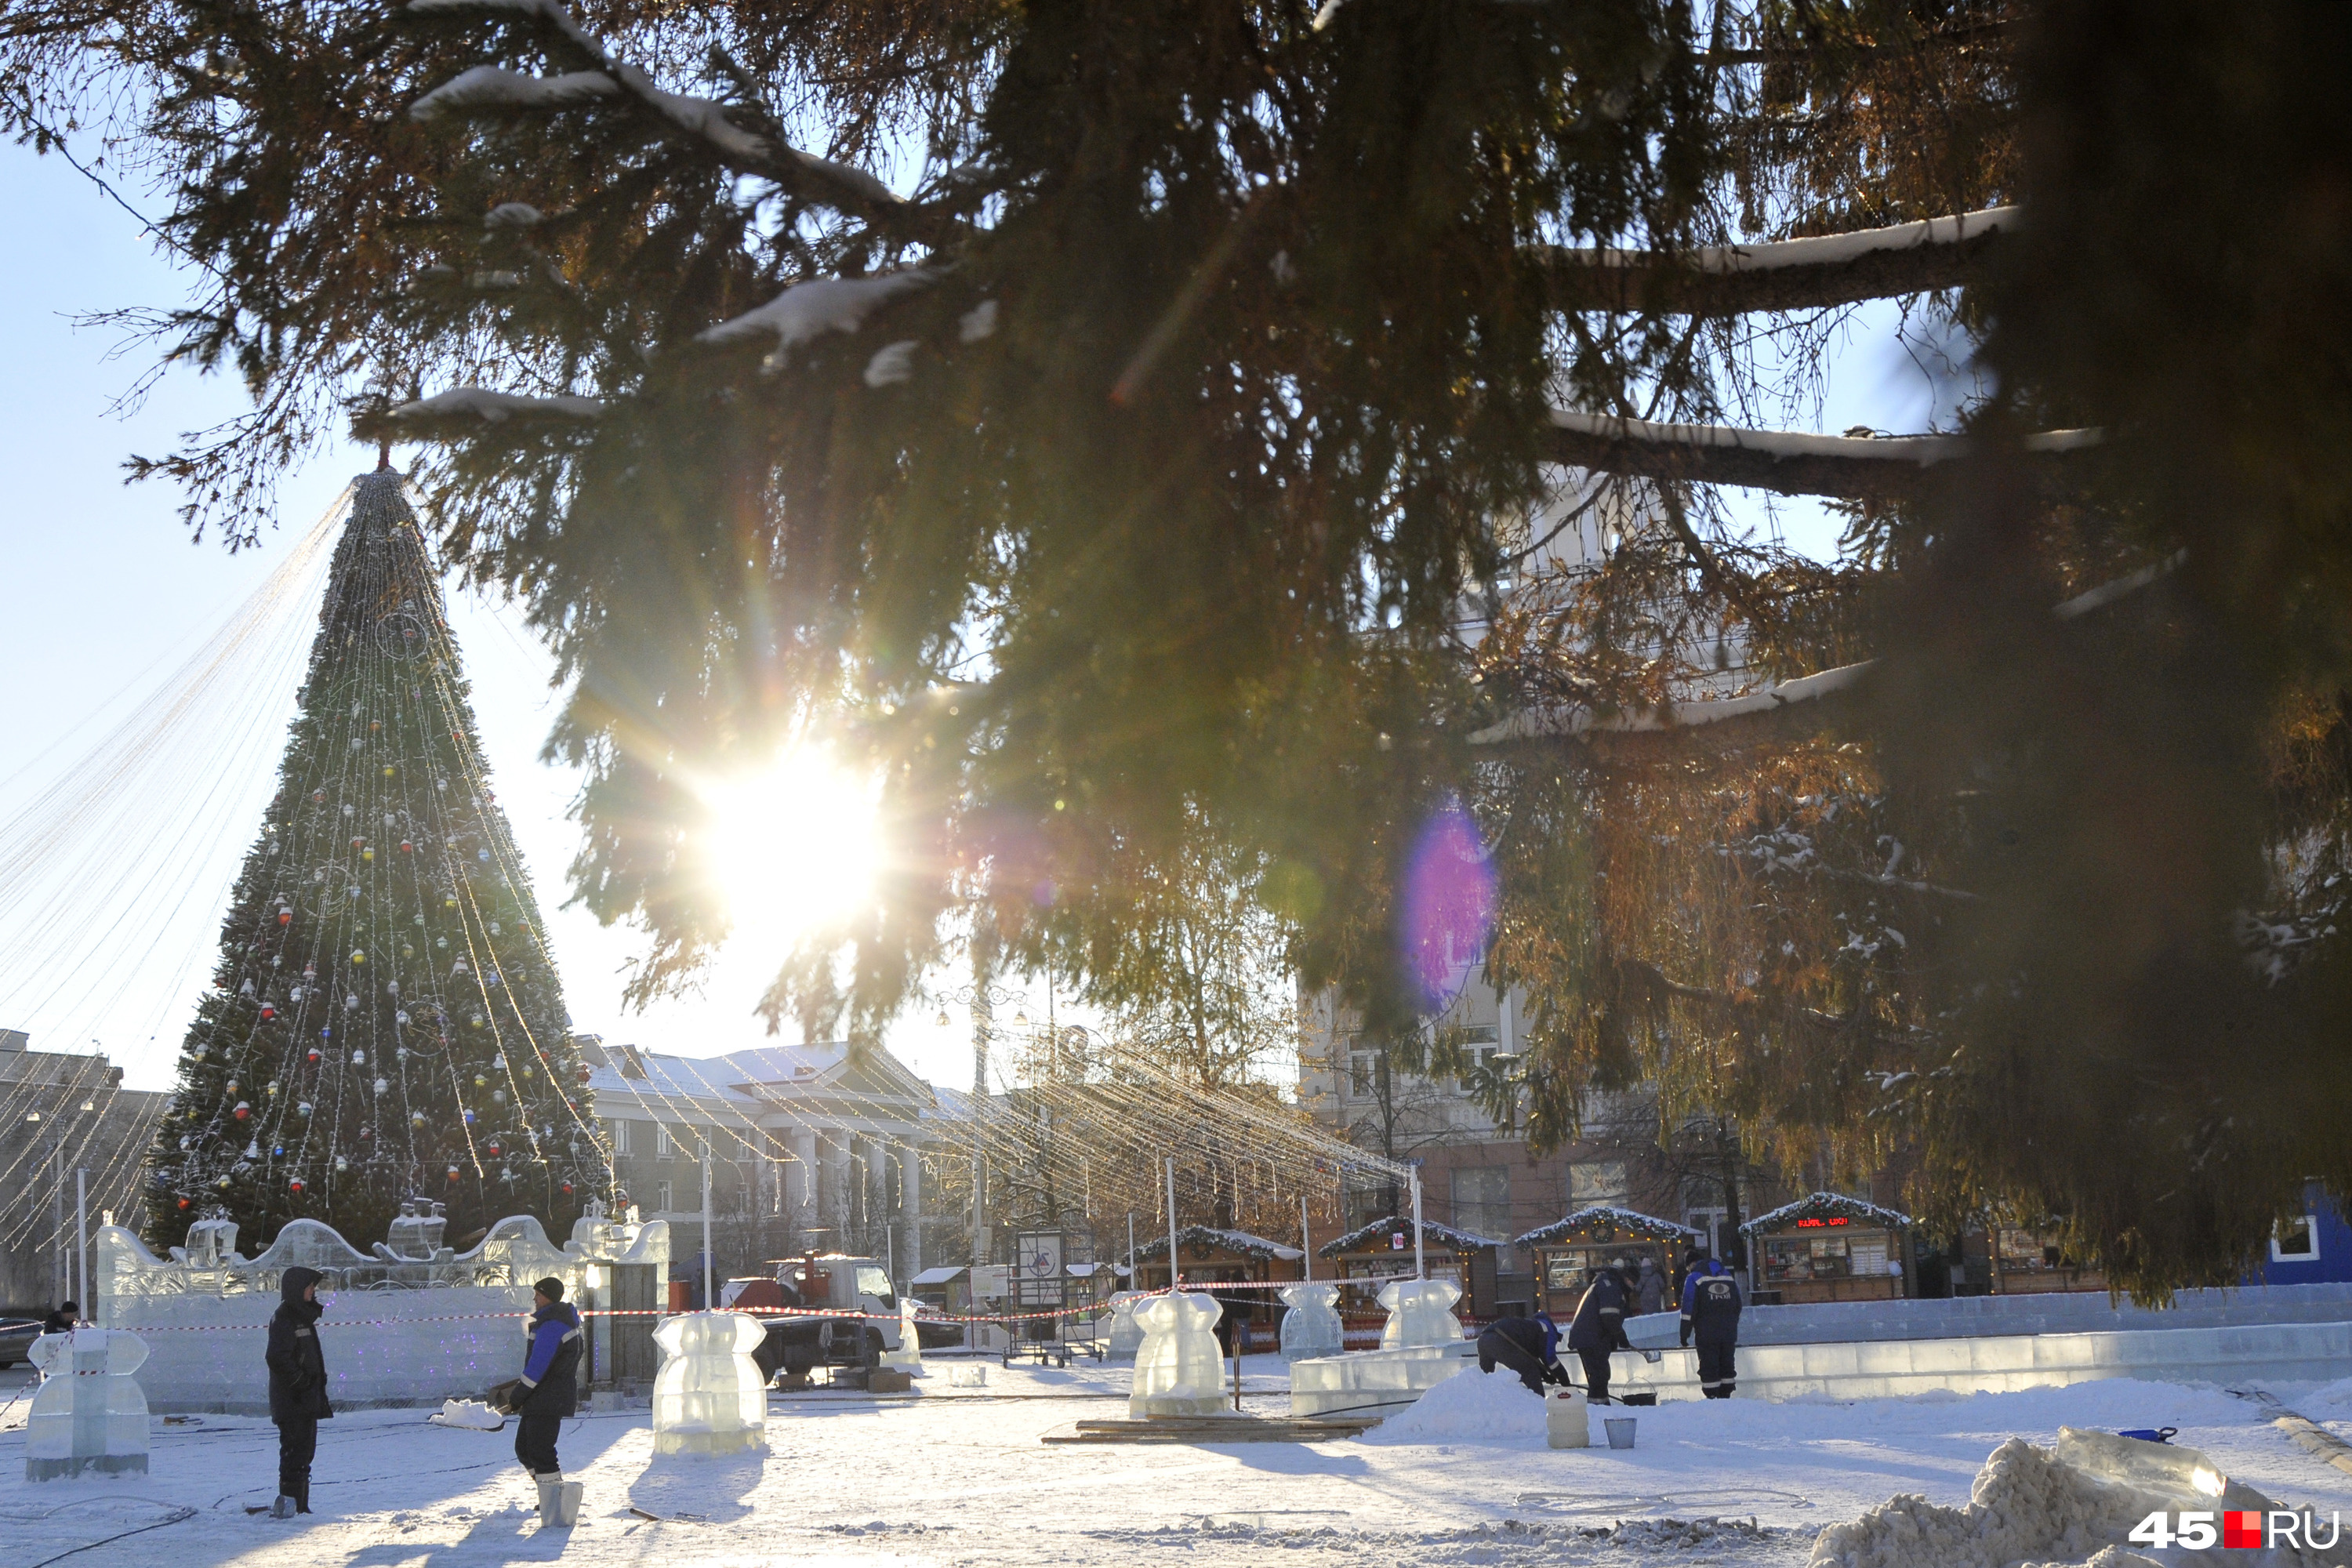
[[863, 1329, 885, 1368]]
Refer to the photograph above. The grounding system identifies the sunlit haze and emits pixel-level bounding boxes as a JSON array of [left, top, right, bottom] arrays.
[[701, 746, 886, 956]]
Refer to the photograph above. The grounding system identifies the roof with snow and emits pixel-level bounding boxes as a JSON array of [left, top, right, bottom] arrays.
[[1126, 1225, 1305, 1262], [1740, 1192, 1913, 1236], [1316, 1214, 1502, 1258], [579, 1036, 935, 1127], [1513, 1205, 1700, 1250]]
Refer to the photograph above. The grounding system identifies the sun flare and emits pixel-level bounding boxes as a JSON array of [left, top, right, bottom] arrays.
[[700, 746, 884, 952]]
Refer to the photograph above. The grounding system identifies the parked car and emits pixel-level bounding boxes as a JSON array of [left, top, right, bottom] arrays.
[[0, 1310, 45, 1369]]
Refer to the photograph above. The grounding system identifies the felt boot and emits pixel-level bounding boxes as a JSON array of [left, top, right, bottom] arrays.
[[296, 1483, 313, 1515], [269, 1495, 296, 1520], [558, 1481, 583, 1526], [535, 1475, 562, 1526]]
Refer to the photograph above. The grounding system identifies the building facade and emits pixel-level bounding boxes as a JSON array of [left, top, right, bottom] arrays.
[[578, 1036, 942, 1291], [0, 1030, 168, 1312]]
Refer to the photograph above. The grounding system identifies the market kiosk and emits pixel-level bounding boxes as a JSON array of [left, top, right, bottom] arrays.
[[1513, 1206, 1700, 1318], [1742, 1192, 1912, 1303], [1317, 1215, 1503, 1331]]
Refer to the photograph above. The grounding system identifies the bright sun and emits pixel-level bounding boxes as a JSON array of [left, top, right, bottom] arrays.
[[700, 746, 884, 952]]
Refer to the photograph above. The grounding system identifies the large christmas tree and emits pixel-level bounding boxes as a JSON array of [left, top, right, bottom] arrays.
[[146, 467, 600, 1251]]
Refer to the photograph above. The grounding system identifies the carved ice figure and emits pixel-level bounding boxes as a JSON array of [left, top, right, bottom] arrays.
[[25, 1328, 151, 1480], [1378, 1278, 1464, 1350], [1278, 1282, 1345, 1362], [1104, 1291, 1148, 1359], [1128, 1291, 1231, 1418], [650, 1311, 769, 1456], [878, 1298, 924, 1371]]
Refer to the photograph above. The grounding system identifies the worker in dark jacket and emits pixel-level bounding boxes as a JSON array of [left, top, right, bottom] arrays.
[[1564, 1262, 1635, 1403], [513, 1276, 583, 1527], [41, 1301, 78, 1334], [1679, 1256, 1744, 1398], [264, 1265, 332, 1518], [1475, 1312, 1570, 1396]]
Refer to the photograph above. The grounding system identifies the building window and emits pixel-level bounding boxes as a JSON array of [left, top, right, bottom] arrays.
[[608, 1119, 634, 1157], [1348, 1051, 1378, 1098], [1450, 1025, 1501, 1092], [655, 1123, 679, 1160], [655, 1181, 673, 1213], [1451, 1165, 1512, 1240], [1569, 1160, 1628, 1209], [2274, 1215, 2321, 1262]]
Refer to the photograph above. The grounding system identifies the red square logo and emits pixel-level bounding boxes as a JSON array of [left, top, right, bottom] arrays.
[[2223, 1511, 2264, 1549]]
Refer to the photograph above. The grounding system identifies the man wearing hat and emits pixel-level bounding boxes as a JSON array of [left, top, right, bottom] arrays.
[[513, 1276, 583, 1526]]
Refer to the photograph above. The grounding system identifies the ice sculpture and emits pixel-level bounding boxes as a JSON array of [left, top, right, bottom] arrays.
[[650, 1311, 770, 1456], [1128, 1291, 1232, 1418], [25, 1328, 151, 1480], [1377, 1278, 1465, 1350], [1278, 1283, 1345, 1363], [878, 1298, 924, 1372], [1104, 1291, 1147, 1359]]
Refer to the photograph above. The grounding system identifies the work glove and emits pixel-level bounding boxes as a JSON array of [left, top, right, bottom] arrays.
[[1678, 1322, 1691, 1348]]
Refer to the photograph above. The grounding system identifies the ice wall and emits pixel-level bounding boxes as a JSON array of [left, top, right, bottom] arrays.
[[91, 1207, 669, 1414]]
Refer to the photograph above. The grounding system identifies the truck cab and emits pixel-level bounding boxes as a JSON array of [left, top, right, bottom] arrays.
[[727, 1253, 902, 1381]]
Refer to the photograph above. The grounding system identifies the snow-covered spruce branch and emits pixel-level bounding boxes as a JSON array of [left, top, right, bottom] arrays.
[[1536, 207, 2016, 316], [1473, 556, 2181, 757], [1544, 410, 2102, 502], [404, 0, 906, 224], [383, 388, 607, 424]]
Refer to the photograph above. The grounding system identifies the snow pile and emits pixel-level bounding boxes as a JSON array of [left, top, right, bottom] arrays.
[[409, 66, 618, 120], [389, 388, 604, 423], [1361, 1367, 1545, 1446], [699, 270, 938, 368], [1809, 1432, 2310, 1568]]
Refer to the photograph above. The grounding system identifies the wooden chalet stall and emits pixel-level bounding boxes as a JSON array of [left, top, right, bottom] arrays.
[[1318, 1215, 1503, 1335], [1515, 1206, 1700, 1318], [1744, 1192, 1912, 1304], [1127, 1225, 1305, 1351], [1990, 1224, 2109, 1294]]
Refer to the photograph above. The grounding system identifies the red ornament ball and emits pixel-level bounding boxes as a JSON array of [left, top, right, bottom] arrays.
[[261, 1006, 277, 1021], [278, 912, 292, 926], [177, 1198, 191, 1210], [446, 1164, 461, 1181], [307, 1047, 321, 1064], [289, 1178, 304, 1192], [400, 840, 414, 854], [234, 1102, 252, 1120]]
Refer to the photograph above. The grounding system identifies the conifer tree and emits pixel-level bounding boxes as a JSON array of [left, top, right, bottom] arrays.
[[145, 469, 599, 1251]]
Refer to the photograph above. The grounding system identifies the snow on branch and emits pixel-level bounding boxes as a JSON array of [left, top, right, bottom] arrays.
[[387, 388, 606, 423], [1538, 207, 2017, 315], [699, 269, 938, 368], [409, 65, 619, 119], [404, 0, 902, 216], [1544, 409, 2101, 502], [1474, 556, 2172, 760]]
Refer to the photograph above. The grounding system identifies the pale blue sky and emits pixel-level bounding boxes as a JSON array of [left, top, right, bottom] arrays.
[[0, 135, 1949, 1094]]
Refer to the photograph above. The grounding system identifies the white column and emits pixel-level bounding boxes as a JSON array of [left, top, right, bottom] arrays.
[[789, 1131, 818, 1228], [902, 1149, 923, 1283]]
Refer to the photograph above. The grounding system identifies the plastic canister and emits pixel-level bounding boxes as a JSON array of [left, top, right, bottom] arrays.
[[1546, 1387, 1590, 1449]]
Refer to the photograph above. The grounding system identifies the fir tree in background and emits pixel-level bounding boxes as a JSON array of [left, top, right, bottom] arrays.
[[145, 469, 601, 1252]]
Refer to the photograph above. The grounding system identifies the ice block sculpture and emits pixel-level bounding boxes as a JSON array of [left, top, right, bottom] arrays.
[[878, 1298, 924, 1372], [1278, 1283, 1345, 1362], [1377, 1278, 1465, 1350], [1105, 1292, 1148, 1359], [1127, 1291, 1232, 1419], [25, 1328, 151, 1480], [650, 1311, 769, 1457]]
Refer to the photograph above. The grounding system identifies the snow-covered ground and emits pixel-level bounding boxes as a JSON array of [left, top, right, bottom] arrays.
[[8, 1355, 2352, 1567]]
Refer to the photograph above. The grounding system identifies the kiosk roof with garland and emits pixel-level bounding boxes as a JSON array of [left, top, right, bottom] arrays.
[[1515, 1206, 1700, 1316], [1743, 1192, 1914, 1304], [1317, 1214, 1502, 1258]]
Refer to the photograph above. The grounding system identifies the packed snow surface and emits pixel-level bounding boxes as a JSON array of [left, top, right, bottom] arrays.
[[7, 1359, 2352, 1567]]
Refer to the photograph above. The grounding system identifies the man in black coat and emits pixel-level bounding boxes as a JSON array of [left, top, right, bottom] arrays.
[[1563, 1261, 1635, 1403], [41, 1301, 78, 1335], [1475, 1312, 1570, 1396], [264, 1265, 332, 1518], [512, 1276, 583, 1527]]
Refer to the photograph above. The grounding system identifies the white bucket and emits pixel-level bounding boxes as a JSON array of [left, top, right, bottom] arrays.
[[1546, 1388, 1590, 1450], [1604, 1417, 1637, 1450]]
